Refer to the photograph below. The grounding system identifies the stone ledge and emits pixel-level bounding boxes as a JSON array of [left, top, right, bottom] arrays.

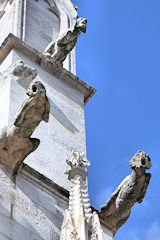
[[0, 34, 97, 104], [19, 164, 69, 203], [20, 164, 115, 234]]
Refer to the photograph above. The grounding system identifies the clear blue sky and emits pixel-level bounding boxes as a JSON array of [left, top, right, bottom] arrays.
[[73, 0, 160, 239]]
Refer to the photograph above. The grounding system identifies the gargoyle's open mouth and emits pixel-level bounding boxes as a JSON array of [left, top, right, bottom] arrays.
[[32, 85, 37, 94]]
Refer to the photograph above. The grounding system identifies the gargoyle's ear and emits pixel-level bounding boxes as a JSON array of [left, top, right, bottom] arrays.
[[42, 96, 50, 122]]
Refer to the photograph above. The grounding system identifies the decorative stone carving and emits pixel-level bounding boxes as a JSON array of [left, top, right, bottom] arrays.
[[0, 80, 50, 174], [43, 17, 87, 63], [66, 151, 90, 168], [60, 152, 103, 240], [99, 150, 151, 234], [10, 60, 37, 82]]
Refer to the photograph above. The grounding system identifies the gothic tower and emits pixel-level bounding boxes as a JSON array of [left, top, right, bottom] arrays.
[[0, 0, 114, 240], [1, 0, 150, 240], [0, 0, 96, 190]]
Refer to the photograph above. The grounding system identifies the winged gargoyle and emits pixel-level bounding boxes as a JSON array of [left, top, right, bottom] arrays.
[[99, 150, 151, 235], [43, 17, 87, 63], [0, 81, 50, 174]]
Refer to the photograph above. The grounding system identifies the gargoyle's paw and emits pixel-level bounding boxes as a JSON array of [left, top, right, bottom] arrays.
[[30, 138, 40, 152]]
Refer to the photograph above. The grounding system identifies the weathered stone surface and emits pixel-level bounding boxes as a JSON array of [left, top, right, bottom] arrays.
[[0, 78, 50, 173], [0, 233, 11, 240], [25, 0, 60, 52], [102, 227, 113, 240], [99, 150, 151, 235], [0, 0, 14, 46], [0, 214, 30, 240], [0, 162, 68, 240], [0, 46, 95, 189], [0, 0, 78, 73], [0, 35, 96, 104], [43, 17, 87, 63], [0, 196, 11, 217]]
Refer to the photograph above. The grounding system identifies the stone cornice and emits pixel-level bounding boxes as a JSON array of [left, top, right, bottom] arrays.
[[0, 33, 97, 104], [20, 163, 115, 234], [19, 164, 69, 202]]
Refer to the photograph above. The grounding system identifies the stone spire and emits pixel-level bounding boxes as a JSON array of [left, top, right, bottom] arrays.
[[60, 152, 103, 240]]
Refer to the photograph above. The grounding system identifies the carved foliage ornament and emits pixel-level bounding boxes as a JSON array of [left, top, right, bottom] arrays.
[[66, 152, 90, 168]]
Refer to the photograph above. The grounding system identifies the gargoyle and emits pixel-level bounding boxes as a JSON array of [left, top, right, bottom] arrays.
[[43, 17, 87, 63], [99, 150, 151, 234], [0, 81, 50, 174]]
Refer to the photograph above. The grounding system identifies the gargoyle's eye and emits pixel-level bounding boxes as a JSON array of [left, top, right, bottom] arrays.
[[32, 85, 37, 93], [141, 158, 146, 165]]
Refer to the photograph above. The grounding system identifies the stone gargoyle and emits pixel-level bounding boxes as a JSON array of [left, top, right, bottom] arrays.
[[99, 150, 151, 234], [0, 81, 50, 174], [43, 17, 87, 63]]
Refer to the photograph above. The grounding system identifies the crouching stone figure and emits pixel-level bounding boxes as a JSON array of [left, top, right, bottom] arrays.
[[0, 81, 50, 174], [43, 17, 87, 63], [99, 150, 151, 234]]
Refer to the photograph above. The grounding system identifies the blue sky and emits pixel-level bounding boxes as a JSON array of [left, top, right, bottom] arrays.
[[73, 0, 160, 239]]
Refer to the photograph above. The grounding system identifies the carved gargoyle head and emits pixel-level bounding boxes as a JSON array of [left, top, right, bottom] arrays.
[[76, 17, 87, 33], [130, 150, 151, 170], [27, 81, 46, 98]]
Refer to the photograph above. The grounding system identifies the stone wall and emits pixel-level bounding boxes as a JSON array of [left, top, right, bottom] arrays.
[[0, 164, 113, 240], [0, 0, 77, 74], [25, 0, 60, 52], [0, 47, 87, 190], [0, 1, 14, 46], [0, 164, 68, 240]]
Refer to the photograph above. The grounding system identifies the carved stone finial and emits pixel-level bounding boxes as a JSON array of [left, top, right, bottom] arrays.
[[67, 151, 90, 168], [0, 79, 50, 174], [99, 150, 151, 235], [60, 152, 103, 240], [43, 17, 87, 63], [65, 152, 90, 181]]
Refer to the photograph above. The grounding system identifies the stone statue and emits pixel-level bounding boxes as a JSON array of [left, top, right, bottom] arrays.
[[43, 17, 87, 63], [0, 81, 50, 174], [99, 150, 151, 234]]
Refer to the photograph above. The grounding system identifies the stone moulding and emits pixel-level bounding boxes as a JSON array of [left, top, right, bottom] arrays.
[[16, 162, 115, 236], [20, 163, 69, 202], [21, 162, 115, 233], [0, 33, 97, 104]]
